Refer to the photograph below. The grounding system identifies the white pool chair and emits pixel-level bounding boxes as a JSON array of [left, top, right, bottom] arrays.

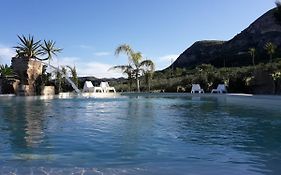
[[83, 81, 103, 93], [211, 84, 227, 93], [191, 84, 204, 93], [100, 82, 116, 93], [82, 81, 95, 92]]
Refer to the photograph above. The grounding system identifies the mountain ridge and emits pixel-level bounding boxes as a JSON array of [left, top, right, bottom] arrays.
[[169, 8, 281, 69]]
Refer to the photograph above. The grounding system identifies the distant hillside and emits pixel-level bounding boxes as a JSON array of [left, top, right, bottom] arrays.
[[78, 76, 126, 85], [170, 8, 281, 69]]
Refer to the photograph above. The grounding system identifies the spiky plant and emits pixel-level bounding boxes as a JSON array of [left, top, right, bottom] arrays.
[[40, 40, 62, 62], [0, 64, 13, 77], [14, 35, 43, 59]]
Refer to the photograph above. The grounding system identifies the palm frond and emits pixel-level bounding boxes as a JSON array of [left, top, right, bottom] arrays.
[[115, 44, 133, 57], [41, 40, 62, 60], [139, 59, 155, 71], [131, 52, 143, 66]]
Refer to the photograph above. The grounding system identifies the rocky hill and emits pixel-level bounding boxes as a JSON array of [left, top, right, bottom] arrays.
[[170, 8, 281, 69]]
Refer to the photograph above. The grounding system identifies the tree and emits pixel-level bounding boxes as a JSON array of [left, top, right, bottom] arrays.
[[109, 65, 134, 91], [113, 44, 155, 92], [248, 47, 256, 66], [40, 40, 62, 63], [14, 35, 62, 63], [143, 60, 155, 92], [264, 42, 277, 62], [0, 64, 13, 77], [67, 66, 79, 88], [14, 35, 43, 59]]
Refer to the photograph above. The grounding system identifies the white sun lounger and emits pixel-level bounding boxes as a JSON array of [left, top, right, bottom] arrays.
[[211, 84, 227, 93], [191, 84, 204, 93], [100, 82, 116, 93], [82, 81, 103, 93]]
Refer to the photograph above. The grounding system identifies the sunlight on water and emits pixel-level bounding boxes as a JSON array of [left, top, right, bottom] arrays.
[[0, 95, 281, 174]]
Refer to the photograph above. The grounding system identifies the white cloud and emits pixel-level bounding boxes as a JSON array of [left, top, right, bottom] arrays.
[[158, 54, 179, 62], [78, 44, 95, 50], [94, 52, 111, 56], [0, 46, 15, 65], [50, 56, 123, 78], [78, 62, 123, 78], [155, 54, 179, 70]]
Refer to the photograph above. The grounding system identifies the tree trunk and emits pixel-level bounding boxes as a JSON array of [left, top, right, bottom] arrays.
[[148, 80, 151, 92], [136, 77, 140, 92]]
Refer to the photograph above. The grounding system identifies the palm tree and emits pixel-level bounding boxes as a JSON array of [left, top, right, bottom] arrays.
[[67, 66, 79, 88], [40, 40, 62, 63], [14, 35, 43, 59], [264, 42, 277, 62], [144, 62, 155, 92], [248, 47, 256, 66], [109, 65, 134, 91], [113, 44, 154, 92]]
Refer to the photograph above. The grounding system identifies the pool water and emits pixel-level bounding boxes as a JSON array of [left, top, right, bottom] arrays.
[[0, 95, 281, 174]]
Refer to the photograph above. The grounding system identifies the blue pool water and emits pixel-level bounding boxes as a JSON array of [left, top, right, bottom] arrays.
[[0, 95, 281, 174]]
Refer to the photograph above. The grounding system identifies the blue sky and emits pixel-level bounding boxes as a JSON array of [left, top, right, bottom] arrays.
[[0, 0, 276, 78]]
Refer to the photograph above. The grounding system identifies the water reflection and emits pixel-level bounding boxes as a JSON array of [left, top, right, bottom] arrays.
[[1, 97, 48, 150]]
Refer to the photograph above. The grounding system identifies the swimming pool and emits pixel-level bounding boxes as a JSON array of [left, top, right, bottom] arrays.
[[0, 94, 280, 174]]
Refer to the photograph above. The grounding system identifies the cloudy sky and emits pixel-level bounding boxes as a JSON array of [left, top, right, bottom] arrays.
[[0, 0, 275, 78]]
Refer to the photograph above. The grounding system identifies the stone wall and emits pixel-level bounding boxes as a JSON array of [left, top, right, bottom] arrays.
[[11, 57, 43, 95], [17, 85, 35, 96]]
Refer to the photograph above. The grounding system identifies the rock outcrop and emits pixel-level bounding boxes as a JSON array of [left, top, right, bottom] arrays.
[[170, 8, 281, 69], [11, 57, 43, 95]]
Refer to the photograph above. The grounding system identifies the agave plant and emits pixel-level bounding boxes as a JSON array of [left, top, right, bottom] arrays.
[[112, 44, 155, 92], [14, 35, 43, 59], [14, 35, 62, 63], [40, 40, 62, 62]]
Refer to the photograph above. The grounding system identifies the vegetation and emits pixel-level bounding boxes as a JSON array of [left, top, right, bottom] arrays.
[[264, 42, 277, 62], [248, 47, 256, 66], [40, 40, 63, 62], [14, 35, 42, 59], [111, 44, 155, 92], [0, 64, 13, 77], [34, 65, 52, 95], [14, 35, 62, 62], [111, 59, 281, 94], [67, 66, 79, 88]]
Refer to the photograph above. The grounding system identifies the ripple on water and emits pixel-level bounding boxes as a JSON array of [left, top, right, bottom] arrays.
[[0, 96, 281, 174]]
